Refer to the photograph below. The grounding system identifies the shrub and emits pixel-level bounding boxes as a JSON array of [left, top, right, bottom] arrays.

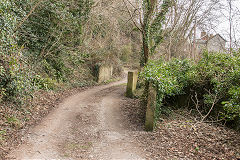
[[140, 58, 194, 119], [0, 0, 93, 104], [17, 0, 92, 81], [140, 51, 240, 129]]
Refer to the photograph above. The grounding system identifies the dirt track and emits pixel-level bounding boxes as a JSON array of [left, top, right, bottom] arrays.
[[7, 79, 146, 160], [6, 79, 240, 160]]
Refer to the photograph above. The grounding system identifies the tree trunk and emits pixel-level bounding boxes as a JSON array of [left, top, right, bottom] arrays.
[[143, 35, 149, 65]]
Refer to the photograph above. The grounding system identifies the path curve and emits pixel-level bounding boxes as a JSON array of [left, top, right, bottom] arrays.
[[7, 79, 146, 160]]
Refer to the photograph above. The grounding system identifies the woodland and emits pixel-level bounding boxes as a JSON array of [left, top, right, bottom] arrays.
[[0, 0, 240, 159]]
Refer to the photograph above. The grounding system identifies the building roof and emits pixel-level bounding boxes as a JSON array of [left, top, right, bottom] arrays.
[[195, 39, 207, 44], [195, 34, 227, 44], [208, 34, 227, 42]]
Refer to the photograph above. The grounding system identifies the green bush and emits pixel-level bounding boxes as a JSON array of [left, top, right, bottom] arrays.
[[32, 75, 57, 90], [0, 0, 93, 104], [17, 0, 92, 81], [195, 52, 240, 121], [140, 58, 194, 119], [140, 51, 240, 128]]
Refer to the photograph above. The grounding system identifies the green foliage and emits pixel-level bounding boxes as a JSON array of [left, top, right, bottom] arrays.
[[149, 0, 172, 53], [140, 51, 240, 126], [140, 58, 194, 118], [17, 0, 92, 81], [141, 0, 172, 66], [0, 130, 6, 142], [7, 116, 21, 128], [0, 0, 23, 55], [195, 52, 240, 121], [32, 75, 57, 90], [0, 0, 93, 104]]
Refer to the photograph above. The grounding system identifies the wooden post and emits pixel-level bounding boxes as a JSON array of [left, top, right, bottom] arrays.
[[126, 71, 138, 98], [145, 83, 157, 131]]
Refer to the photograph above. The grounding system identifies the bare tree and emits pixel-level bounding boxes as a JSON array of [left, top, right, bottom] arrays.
[[124, 0, 222, 61], [159, 0, 221, 60], [80, 0, 142, 66], [123, 0, 172, 66], [220, 0, 240, 51]]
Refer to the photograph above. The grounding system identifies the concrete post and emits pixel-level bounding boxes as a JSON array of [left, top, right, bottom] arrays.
[[126, 71, 138, 98], [145, 83, 157, 131], [97, 65, 113, 83]]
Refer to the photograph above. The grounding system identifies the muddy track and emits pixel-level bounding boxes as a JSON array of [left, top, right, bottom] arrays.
[[7, 79, 146, 160]]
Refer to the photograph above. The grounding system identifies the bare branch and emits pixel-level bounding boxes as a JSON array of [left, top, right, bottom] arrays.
[[122, 0, 142, 32], [15, 0, 44, 32]]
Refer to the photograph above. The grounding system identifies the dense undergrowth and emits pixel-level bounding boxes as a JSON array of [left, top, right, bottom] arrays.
[[0, 0, 140, 157], [140, 51, 240, 130], [0, 0, 93, 104], [0, 0, 141, 104], [0, 0, 140, 104], [0, 1, 94, 156]]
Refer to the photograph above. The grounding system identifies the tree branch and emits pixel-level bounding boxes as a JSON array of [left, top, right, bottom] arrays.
[[15, 0, 44, 32]]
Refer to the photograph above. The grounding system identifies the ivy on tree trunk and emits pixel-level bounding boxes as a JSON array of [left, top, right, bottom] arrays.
[[140, 0, 172, 67]]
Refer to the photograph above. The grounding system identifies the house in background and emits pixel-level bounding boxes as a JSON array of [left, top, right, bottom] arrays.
[[195, 32, 227, 53]]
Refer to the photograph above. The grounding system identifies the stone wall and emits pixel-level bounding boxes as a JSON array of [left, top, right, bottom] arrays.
[[97, 65, 113, 83]]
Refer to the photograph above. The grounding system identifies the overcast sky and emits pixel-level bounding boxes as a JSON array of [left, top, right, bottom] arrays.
[[213, 0, 240, 47], [182, 0, 240, 48]]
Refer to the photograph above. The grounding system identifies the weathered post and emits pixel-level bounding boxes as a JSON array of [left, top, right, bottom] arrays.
[[126, 71, 138, 98], [145, 83, 157, 131]]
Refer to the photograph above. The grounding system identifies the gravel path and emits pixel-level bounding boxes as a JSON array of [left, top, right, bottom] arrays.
[[6, 79, 240, 160], [7, 79, 146, 160]]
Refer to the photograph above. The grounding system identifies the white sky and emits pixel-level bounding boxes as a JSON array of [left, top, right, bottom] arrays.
[[209, 0, 240, 47]]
